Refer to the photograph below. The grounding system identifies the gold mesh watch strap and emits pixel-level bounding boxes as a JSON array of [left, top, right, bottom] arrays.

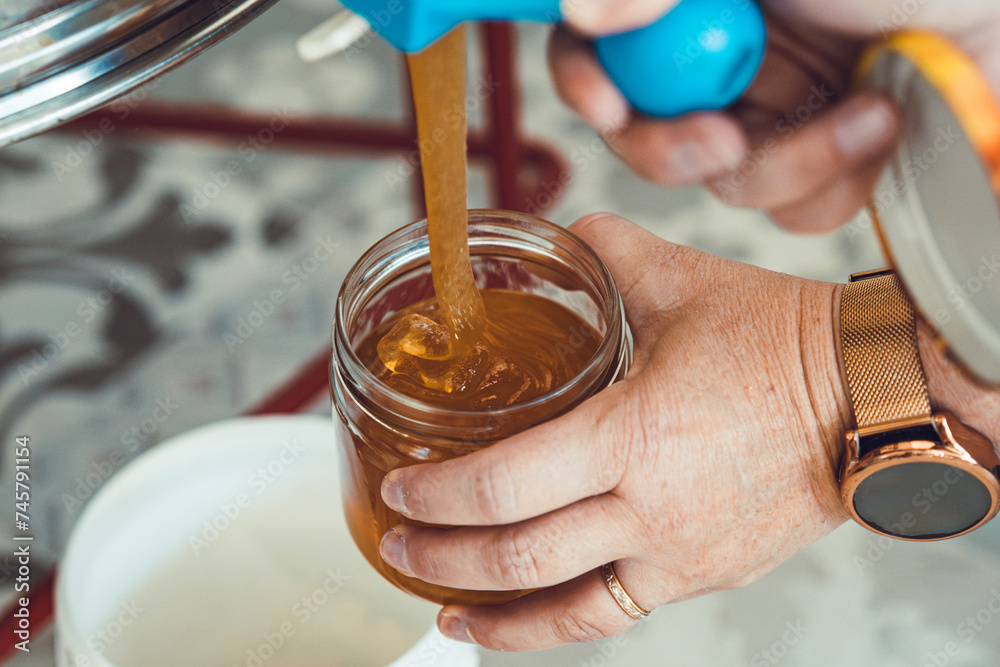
[[840, 270, 932, 433]]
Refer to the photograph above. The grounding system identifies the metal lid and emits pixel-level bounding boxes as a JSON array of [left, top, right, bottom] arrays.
[[859, 32, 1000, 384], [0, 0, 280, 148]]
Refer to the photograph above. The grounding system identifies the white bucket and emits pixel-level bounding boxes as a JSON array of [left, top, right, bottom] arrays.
[[55, 415, 477, 667]]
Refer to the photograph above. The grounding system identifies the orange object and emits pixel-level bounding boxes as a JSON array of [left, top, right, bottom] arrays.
[[858, 31, 1000, 197]]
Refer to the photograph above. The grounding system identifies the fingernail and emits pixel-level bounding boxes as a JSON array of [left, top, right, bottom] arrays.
[[379, 528, 414, 577], [595, 104, 629, 137], [591, 88, 630, 136], [558, 40, 630, 134], [567, 0, 672, 35], [667, 141, 734, 181], [565, 0, 611, 34], [439, 610, 476, 645], [707, 133, 745, 171], [834, 100, 896, 158], [381, 472, 408, 514]]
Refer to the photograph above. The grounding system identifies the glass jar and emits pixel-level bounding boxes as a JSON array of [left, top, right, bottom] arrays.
[[331, 209, 632, 606]]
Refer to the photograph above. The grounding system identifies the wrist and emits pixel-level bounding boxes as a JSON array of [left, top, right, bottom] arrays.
[[799, 281, 854, 523], [822, 274, 1000, 539], [821, 281, 1000, 464]]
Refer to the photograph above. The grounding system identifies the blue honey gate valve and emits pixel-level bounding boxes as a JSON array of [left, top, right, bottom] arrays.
[[337, 0, 766, 118]]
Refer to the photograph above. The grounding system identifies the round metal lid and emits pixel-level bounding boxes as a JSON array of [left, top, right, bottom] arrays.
[[859, 32, 1000, 385], [0, 0, 281, 148]]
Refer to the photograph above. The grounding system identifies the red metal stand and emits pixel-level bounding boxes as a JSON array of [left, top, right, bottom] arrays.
[[56, 23, 565, 218]]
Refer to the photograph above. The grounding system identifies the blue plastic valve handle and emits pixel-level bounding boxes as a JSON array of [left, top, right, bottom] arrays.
[[338, 0, 766, 118]]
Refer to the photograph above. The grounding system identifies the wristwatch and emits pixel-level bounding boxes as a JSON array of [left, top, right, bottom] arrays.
[[838, 268, 1000, 540]]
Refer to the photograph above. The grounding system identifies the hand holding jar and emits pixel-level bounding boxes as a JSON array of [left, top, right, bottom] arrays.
[[373, 213, 1000, 651]]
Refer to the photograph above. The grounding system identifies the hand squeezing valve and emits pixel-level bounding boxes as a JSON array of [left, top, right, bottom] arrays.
[[331, 0, 766, 118]]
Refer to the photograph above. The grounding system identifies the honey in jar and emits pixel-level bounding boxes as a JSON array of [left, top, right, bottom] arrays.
[[332, 210, 631, 605], [363, 289, 602, 409]]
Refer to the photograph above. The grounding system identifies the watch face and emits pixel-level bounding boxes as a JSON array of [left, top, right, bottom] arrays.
[[852, 461, 993, 539]]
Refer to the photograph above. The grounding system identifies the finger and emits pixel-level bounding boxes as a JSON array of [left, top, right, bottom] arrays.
[[381, 385, 627, 525], [548, 29, 747, 182], [379, 495, 633, 591], [437, 567, 643, 651], [740, 33, 847, 118], [767, 157, 890, 233], [708, 93, 899, 210], [548, 27, 630, 133], [563, 0, 681, 37], [607, 114, 748, 185], [568, 213, 698, 337]]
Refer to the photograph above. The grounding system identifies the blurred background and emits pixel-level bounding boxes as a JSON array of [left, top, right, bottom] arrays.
[[3, 0, 1000, 664]]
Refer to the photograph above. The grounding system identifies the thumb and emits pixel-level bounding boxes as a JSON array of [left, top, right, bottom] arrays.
[[564, 0, 681, 37], [568, 213, 692, 334]]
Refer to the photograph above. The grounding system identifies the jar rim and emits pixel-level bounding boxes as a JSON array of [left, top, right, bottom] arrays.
[[333, 209, 626, 422]]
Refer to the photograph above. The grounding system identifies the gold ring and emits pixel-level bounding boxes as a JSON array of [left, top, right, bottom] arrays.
[[601, 562, 650, 620]]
